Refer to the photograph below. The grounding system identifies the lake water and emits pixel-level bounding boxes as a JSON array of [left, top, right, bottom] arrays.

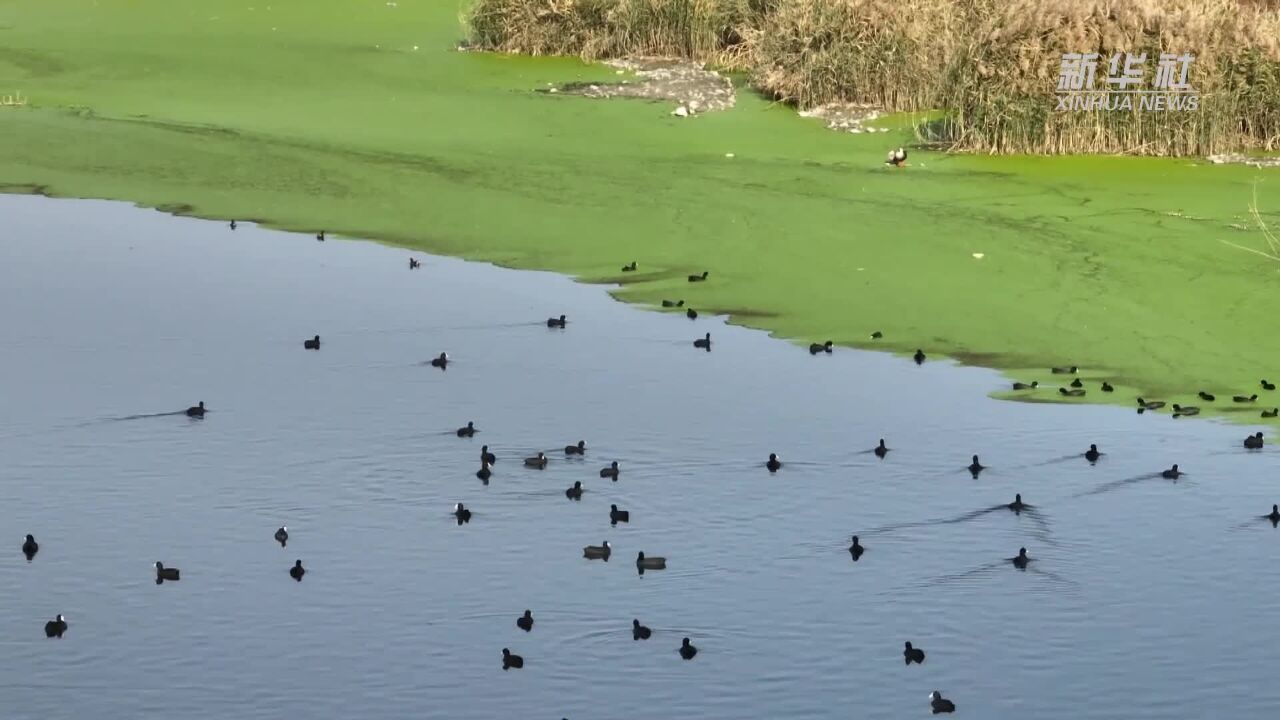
[[1, 194, 1277, 720]]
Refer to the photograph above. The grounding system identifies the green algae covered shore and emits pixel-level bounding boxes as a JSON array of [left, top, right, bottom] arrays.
[[0, 0, 1279, 422]]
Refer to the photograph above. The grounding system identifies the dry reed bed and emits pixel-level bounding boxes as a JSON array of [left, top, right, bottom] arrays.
[[466, 0, 1280, 154]]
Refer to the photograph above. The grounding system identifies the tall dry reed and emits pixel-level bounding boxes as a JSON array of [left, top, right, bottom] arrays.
[[466, 0, 1280, 155]]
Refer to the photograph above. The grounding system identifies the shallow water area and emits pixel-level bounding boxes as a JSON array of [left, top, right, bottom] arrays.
[[1, 195, 1278, 720]]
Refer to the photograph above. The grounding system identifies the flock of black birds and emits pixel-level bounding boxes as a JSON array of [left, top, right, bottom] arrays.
[[22, 245, 1276, 715]]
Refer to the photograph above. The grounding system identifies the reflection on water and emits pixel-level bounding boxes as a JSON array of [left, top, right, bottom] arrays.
[[1, 195, 1279, 720]]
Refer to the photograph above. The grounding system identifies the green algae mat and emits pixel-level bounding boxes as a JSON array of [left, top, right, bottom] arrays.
[[1, 0, 1278, 422]]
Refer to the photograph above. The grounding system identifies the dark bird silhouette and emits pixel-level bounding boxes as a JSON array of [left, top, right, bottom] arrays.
[[1264, 408, 1279, 418], [886, 147, 907, 167], [22, 534, 38, 560], [1012, 381, 1038, 390], [632, 619, 652, 640], [687, 308, 698, 320], [1010, 547, 1030, 569], [636, 552, 666, 570], [274, 527, 288, 546], [809, 340, 833, 355], [480, 446, 496, 465], [186, 401, 206, 418], [929, 691, 956, 714], [409, 257, 420, 269], [913, 349, 926, 365], [904, 641, 926, 665], [155, 562, 180, 581], [1051, 366, 1077, 374], [1007, 494, 1027, 513], [229, 220, 237, 230], [1198, 391, 1215, 401], [968, 455, 985, 476], [610, 504, 630, 525], [289, 560, 305, 581], [1263, 379, 1277, 391], [849, 535, 864, 560], [874, 439, 889, 458], [870, 331, 883, 339], [1244, 432, 1264, 449], [429, 352, 449, 369], [583, 542, 611, 560], [454, 503, 472, 524], [517, 610, 533, 632], [621, 261, 637, 272], [1101, 381, 1114, 392], [502, 648, 523, 670], [1070, 378, 1083, 388], [564, 440, 586, 455], [44, 614, 67, 638], [600, 461, 620, 480], [1059, 387, 1085, 397], [679, 637, 698, 659], [1085, 444, 1102, 463], [1137, 397, 1165, 411], [1161, 464, 1181, 479], [457, 421, 476, 438], [694, 333, 711, 350], [1267, 504, 1280, 526], [303, 335, 320, 350], [477, 462, 492, 482], [547, 314, 567, 328], [1235, 394, 1259, 403], [565, 481, 583, 500], [661, 299, 684, 308], [1172, 404, 1200, 417], [316, 231, 325, 241], [524, 452, 548, 469], [688, 271, 708, 282], [766, 453, 781, 472]]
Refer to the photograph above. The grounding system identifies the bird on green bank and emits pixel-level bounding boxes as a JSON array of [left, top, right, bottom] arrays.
[[1101, 381, 1114, 392], [1051, 365, 1077, 374], [1198, 391, 1215, 401], [870, 331, 883, 339], [1059, 387, 1085, 397], [886, 147, 907, 168], [1137, 398, 1165, 411], [809, 340, 833, 355], [1012, 381, 1038, 390], [1070, 378, 1083, 388], [1263, 408, 1279, 418], [1172, 404, 1199, 417], [621, 261, 637, 272], [688, 271, 708, 282], [1235, 394, 1259, 403], [662, 299, 683, 308], [1263, 379, 1276, 390]]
